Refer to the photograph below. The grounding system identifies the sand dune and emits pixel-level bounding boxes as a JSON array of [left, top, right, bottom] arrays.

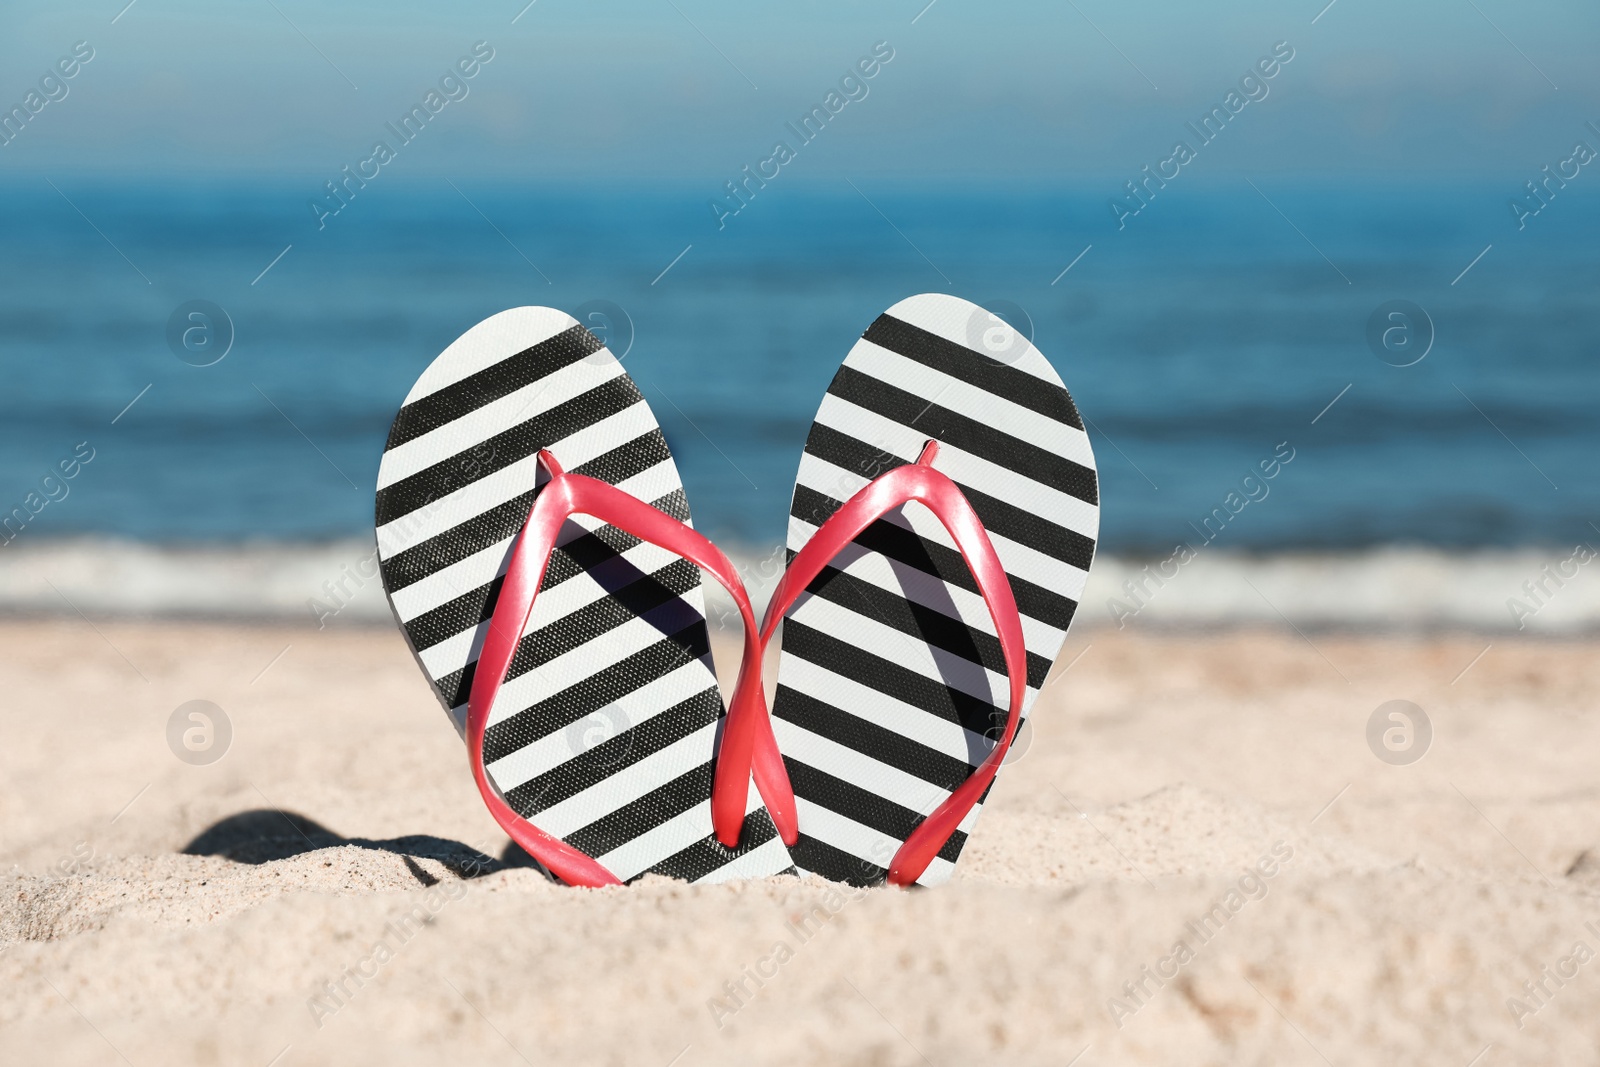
[[3, 619, 1599, 1065]]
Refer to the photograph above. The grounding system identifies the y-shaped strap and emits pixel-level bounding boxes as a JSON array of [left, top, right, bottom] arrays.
[[752, 440, 1028, 886], [467, 450, 776, 886]]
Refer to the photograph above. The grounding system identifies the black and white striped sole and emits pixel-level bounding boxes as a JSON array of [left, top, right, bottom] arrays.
[[771, 294, 1099, 887], [375, 307, 794, 885]]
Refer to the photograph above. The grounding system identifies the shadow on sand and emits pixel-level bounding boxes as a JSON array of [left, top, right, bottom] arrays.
[[181, 809, 549, 882]]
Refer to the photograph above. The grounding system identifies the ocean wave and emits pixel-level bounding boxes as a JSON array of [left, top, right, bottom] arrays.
[[3, 538, 1597, 634], [0, 539, 393, 627], [1086, 547, 1599, 633]]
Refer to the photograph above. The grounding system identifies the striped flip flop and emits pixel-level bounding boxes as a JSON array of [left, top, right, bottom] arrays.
[[374, 306, 794, 886], [757, 293, 1100, 887]]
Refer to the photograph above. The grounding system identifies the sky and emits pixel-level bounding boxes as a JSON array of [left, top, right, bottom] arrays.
[[1, 0, 1596, 184]]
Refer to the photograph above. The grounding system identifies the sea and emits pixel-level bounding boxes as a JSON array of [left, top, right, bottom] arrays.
[[1, 176, 1597, 631]]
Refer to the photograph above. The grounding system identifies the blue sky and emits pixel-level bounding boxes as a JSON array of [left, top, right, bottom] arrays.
[[2, 0, 1596, 182]]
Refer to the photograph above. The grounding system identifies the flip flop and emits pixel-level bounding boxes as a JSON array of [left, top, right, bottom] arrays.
[[374, 307, 794, 886], [752, 294, 1100, 887]]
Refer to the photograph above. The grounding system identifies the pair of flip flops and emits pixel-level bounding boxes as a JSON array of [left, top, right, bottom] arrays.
[[374, 294, 1099, 888]]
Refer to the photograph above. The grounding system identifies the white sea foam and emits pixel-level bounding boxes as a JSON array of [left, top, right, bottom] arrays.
[[3, 538, 1598, 634], [0, 538, 393, 627], [1086, 546, 1600, 633]]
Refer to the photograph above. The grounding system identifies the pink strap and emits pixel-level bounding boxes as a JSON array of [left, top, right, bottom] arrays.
[[755, 440, 1028, 886], [466, 450, 779, 886]]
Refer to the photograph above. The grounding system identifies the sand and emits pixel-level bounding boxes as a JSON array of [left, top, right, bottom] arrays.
[[3, 617, 1599, 1066]]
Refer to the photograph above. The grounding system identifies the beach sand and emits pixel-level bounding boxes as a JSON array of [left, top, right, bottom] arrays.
[[3, 617, 1598, 1065]]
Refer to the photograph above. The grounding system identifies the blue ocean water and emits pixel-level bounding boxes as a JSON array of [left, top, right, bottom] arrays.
[[0, 176, 1595, 554]]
